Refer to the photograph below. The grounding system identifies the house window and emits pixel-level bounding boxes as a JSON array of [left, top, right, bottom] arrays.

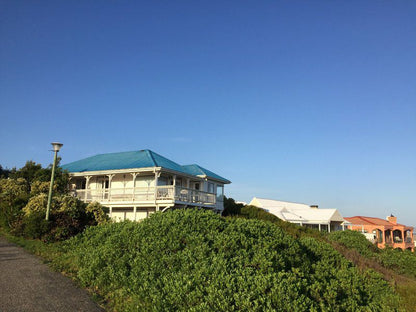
[[77, 180, 86, 189], [158, 177, 168, 186], [208, 182, 215, 194], [216, 185, 224, 201]]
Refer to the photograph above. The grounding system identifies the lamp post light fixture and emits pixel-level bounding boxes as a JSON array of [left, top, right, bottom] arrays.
[[46, 142, 63, 220]]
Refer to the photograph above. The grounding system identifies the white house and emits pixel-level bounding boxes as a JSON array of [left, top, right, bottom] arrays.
[[249, 197, 346, 232], [62, 149, 231, 222]]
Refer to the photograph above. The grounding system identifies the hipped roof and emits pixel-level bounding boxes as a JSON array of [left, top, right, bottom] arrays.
[[345, 216, 413, 229], [61, 149, 230, 184]]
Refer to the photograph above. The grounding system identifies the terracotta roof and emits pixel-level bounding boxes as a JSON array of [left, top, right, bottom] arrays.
[[345, 216, 413, 229]]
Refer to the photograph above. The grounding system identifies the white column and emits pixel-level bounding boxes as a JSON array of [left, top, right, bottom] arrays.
[[172, 175, 176, 200], [131, 173, 137, 201], [85, 176, 91, 201], [154, 171, 158, 200], [154, 171, 160, 203], [133, 206, 137, 221], [107, 174, 114, 201], [318, 224, 321, 232], [109, 207, 113, 218], [328, 222, 331, 233]]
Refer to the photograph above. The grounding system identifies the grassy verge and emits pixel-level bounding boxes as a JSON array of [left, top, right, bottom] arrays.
[[0, 227, 62, 261]]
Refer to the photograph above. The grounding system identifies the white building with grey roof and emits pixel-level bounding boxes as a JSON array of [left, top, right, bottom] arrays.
[[249, 197, 346, 232]]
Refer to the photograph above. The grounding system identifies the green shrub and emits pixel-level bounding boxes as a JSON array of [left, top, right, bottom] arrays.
[[328, 230, 379, 258], [222, 196, 244, 216], [59, 209, 401, 311], [14, 194, 102, 242], [86, 201, 110, 224], [30, 180, 53, 196], [0, 178, 29, 228], [22, 193, 48, 216], [239, 205, 282, 222], [11, 211, 51, 239], [378, 248, 416, 279]]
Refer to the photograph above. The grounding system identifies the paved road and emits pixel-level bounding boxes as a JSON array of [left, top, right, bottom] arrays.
[[0, 237, 104, 312]]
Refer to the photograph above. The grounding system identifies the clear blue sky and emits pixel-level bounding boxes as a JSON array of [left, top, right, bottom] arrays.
[[1, 1, 415, 225]]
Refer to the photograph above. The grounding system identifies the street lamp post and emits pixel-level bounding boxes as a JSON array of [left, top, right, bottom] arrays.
[[46, 142, 63, 221]]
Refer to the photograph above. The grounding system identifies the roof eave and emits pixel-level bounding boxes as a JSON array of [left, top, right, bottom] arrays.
[[67, 166, 209, 181]]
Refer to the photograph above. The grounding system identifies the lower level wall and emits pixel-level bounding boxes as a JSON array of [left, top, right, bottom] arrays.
[[108, 205, 221, 222], [110, 207, 155, 222]]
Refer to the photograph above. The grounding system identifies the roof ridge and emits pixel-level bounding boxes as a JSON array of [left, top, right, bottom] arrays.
[[354, 216, 373, 224], [183, 164, 204, 174], [183, 164, 199, 167], [255, 197, 312, 206], [144, 150, 158, 167]]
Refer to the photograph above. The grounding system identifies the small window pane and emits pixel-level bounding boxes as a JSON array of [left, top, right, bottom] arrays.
[[216, 185, 224, 201]]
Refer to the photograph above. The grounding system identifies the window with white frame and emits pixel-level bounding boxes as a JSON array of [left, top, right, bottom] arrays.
[[216, 185, 224, 201], [208, 182, 215, 194]]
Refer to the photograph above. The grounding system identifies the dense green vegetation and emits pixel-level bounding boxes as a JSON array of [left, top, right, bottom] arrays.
[[328, 229, 379, 258], [379, 248, 416, 278], [329, 230, 416, 279], [56, 209, 401, 311], [226, 200, 416, 311], [0, 161, 108, 242]]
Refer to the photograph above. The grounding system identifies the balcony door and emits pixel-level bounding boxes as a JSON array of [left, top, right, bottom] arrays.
[[190, 182, 200, 190], [97, 177, 109, 199]]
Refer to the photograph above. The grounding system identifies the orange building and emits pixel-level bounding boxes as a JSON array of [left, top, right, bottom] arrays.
[[345, 215, 414, 251]]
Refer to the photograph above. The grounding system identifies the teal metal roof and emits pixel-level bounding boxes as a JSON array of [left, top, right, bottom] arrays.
[[182, 164, 231, 184], [62, 150, 186, 174], [61, 150, 230, 184]]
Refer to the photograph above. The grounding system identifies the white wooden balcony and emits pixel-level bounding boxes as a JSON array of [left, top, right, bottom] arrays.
[[71, 185, 217, 206]]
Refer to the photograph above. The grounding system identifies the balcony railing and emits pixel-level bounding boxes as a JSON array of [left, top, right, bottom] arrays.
[[71, 186, 216, 206], [393, 237, 403, 243]]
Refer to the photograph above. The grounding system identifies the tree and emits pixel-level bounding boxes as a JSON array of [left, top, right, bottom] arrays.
[[0, 178, 29, 227], [222, 196, 244, 216], [9, 159, 69, 194], [9, 161, 42, 191], [0, 165, 11, 178]]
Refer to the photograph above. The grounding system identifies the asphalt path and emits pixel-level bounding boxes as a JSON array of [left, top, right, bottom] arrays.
[[0, 236, 104, 312]]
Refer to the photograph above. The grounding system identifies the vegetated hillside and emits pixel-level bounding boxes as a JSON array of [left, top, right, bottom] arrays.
[[329, 230, 416, 279], [225, 203, 416, 311], [328, 229, 416, 311], [58, 209, 401, 312]]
